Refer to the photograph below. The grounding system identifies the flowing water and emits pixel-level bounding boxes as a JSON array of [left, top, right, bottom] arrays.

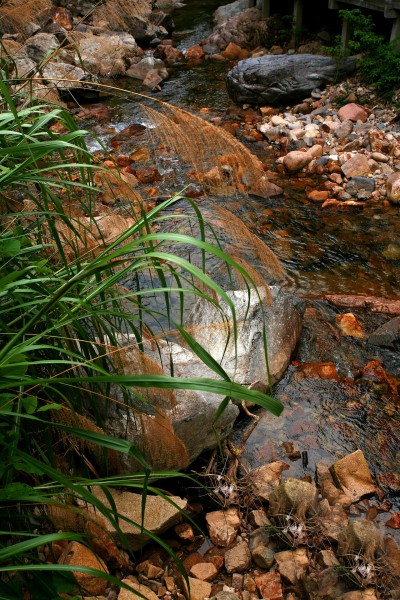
[[89, 0, 400, 503]]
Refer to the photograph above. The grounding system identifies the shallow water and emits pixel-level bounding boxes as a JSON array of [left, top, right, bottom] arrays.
[[102, 0, 400, 299], [92, 0, 400, 503]]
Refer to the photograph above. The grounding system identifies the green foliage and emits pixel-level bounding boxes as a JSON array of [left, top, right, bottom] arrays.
[[0, 70, 283, 597], [324, 9, 400, 98]]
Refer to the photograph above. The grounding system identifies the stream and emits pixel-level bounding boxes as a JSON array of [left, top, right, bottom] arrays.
[[85, 0, 400, 506]]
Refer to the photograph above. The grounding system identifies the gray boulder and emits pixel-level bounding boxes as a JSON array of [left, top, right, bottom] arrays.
[[186, 286, 302, 388], [226, 54, 356, 106]]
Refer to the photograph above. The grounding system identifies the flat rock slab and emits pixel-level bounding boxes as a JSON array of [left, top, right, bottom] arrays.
[[83, 487, 187, 550], [330, 449, 375, 502], [226, 54, 355, 106]]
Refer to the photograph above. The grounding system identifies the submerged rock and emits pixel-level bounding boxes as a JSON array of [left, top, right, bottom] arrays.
[[226, 54, 355, 106]]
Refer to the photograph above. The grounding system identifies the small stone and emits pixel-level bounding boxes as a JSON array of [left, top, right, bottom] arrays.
[[222, 42, 249, 61], [337, 103, 369, 123], [371, 151, 389, 162], [282, 150, 312, 172], [317, 549, 340, 568], [255, 572, 283, 600], [224, 540, 252, 574], [212, 592, 241, 600], [270, 115, 287, 126], [336, 313, 364, 339], [268, 478, 318, 520], [231, 573, 243, 590], [249, 461, 289, 501], [341, 154, 371, 178], [275, 548, 309, 584], [58, 541, 108, 596], [119, 577, 159, 600], [185, 44, 204, 61], [178, 575, 212, 600], [189, 562, 218, 582], [318, 499, 349, 541], [330, 449, 375, 501], [335, 119, 354, 139], [243, 574, 257, 593], [174, 522, 195, 541], [252, 545, 275, 569], [248, 509, 271, 528], [344, 176, 375, 197], [307, 190, 329, 202], [206, 508, 240, 547], [249, 527, 270, 551], [164, 576, 176, 593]]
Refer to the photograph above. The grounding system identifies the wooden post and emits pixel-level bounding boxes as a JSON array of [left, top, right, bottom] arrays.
[[292, 0, 303, 44], [390, 15, 400, 42], [341, 15, 352, 49], [248, 0, 256, 7], [262, 0, 271, 18]]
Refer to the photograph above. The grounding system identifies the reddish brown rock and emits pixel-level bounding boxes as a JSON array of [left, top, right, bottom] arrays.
[[224, 540, 252, 573], [336, 313, 364, 338], [222, 42, 250, 61], [321, 198, 341, 209], [307, 190, 329, 202], [185, 44, 204, 61], [249, 461, 289, 501], [341, 154, 371, 178], [330, 449, 375, 501], [274, 548, 309, 584], [178, 575, 212, 600], [189, 562, 218, 581], [58, 541, 109, 596], [174, 522, 195, 541], [255, 572, 283, 600], [205, 508, 240, 547], [39, 5, 73, 29], [134, 167, 162, 184], [119, 577, 158, 600], [316, 463, 352, 507], [297, 361, 339, 380], [337, 103, 369, 123]]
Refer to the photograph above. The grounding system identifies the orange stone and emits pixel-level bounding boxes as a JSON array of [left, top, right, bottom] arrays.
[[336, 313, 364, 338], [255, 572, 283, 600], [185, 44, 204, 61], [298, 362, 339, 380], [307, 190, 329, 202]]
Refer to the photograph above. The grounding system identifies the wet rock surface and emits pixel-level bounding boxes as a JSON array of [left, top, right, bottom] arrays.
[[226, 54, 356, 106]]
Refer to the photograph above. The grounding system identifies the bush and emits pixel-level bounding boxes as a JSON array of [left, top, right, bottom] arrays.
[[324, 8, 400, 98]]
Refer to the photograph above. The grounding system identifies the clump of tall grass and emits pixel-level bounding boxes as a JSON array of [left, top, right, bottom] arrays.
[[0, 70, 282, 597]]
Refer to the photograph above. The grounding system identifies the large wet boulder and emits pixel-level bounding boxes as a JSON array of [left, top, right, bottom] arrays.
[[186, 286, 303, 388], [226, 54, 356, 106]]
